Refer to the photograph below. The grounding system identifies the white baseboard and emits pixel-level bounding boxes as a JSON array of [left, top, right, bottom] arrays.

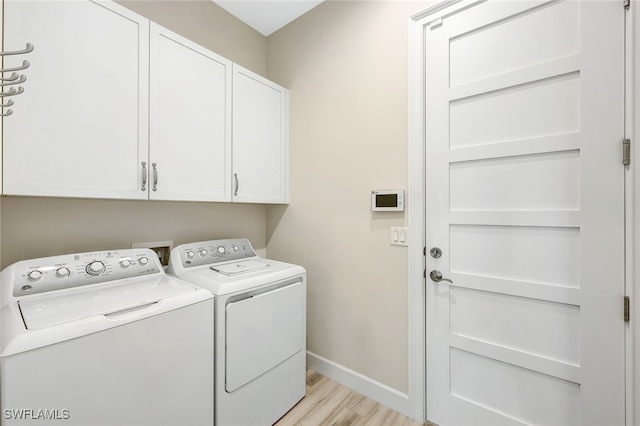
[[306, 351, 410, 417]]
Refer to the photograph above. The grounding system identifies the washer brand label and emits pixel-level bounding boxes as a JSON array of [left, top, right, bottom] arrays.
[[3, 408, 70, 420]]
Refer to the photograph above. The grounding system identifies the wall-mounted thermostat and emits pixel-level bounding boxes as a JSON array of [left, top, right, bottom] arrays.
[[371, 189, 404, 212]]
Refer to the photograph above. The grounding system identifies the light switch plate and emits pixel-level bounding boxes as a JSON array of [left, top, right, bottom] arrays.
[[390, 227, 409, 246]]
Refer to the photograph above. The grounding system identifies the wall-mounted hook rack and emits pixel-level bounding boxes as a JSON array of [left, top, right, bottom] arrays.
[[1, 44, 33, 117]]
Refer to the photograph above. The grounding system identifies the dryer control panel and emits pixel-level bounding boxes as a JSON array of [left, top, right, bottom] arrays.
[[5, 249, 163, 297], [170, 239, 257, 269]]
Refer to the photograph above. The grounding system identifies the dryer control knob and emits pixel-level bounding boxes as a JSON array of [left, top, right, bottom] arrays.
[[139, 257, 149, 266], [55, 267, 71, 278], [232, 245, 239, 252], [216, 246, 226, 255], [27, 270, 43, 281], [186, 251, 195, 259], [119, 259, 131, 269], [86, 261, 105, 276], [199, 249, 208, 257]]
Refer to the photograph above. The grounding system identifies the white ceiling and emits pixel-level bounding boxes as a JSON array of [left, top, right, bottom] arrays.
[[212, 0, 325, 36]]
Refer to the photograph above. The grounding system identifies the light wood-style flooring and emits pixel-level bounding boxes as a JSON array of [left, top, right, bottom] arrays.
[[274, 370, 425, 426]]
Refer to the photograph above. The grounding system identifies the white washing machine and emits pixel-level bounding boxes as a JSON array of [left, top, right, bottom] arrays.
[[167, 238, 306, 426], [1, 248, 214, 426]]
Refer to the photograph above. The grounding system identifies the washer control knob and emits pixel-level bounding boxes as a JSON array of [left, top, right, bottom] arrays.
[[139, 257, 149, 266], [199, 249, 208, 257], [119, 259, 131, 269], [186, 251, 195, 259], [86, 261, 105, 276], [232, 245, 239, 252], [27, 270, 43, 281], [216, 246, 226, 255], [55, 267, 71, 278]]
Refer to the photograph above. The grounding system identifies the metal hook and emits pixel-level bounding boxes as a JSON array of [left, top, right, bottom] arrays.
[[1, 99, 15, 108], [0, 87, 24, 97], [1, 43, 34, 56], [1, 109, 13, 117], [1, 60, 30, 73], [0, 75, 26, 87], [0, 73, 19, 82]]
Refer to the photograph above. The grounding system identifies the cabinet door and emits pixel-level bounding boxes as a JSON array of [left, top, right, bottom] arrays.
[[149, 23, 232, 202], [3, 0, 149, 199], [232, 64, 289, 204]]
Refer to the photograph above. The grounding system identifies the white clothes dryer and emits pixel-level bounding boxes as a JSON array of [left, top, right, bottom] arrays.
[[167, 239, 306, 426], [1, 248, 214, 426]]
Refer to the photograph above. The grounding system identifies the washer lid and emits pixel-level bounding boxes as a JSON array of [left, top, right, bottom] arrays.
[[210, 260, 271, 276], [18, 276, 196, 330]]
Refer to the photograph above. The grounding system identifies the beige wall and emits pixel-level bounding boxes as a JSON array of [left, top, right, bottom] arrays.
[[266, 0, 429, 393], [116, 0, 267, 76], [0, 1, 269, 268], [1, 198, 267, 267]]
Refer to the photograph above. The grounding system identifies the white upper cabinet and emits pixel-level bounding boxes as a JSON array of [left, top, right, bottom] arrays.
[[232, 64, 289, 204], [3, 0, 149, 199], [149, 23, 232, 202], [2, 1, 289, 204]]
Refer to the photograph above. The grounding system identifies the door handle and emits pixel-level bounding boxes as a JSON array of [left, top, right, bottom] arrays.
[[152, 163, 158, 192], [234, 173, 239, 196], [429, 270, 453, 283], [141, 162, 147, 191]]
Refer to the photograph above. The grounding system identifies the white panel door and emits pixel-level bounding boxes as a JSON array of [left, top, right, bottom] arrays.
[[425, 1, 625, 425], [149, 23, 232, 202], [232, 64, 289, 204], [3, 0, 149, 199]]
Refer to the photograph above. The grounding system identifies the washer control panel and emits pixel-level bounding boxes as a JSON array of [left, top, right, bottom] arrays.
[[174, 238, 257, 268], [9, 249, 162, 297]]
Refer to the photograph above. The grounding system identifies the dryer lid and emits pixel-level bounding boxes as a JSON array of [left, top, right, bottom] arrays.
[[18, 276, 196, 330], [210, 260, 271, 276]]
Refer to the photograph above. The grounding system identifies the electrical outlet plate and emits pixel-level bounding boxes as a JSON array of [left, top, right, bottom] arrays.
[[132, 240, 174, 267]]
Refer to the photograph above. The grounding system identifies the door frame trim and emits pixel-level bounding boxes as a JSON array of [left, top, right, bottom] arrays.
[[627, 3, 639, 425], [407, 2, 468, 421], [408, 1, 638, 423]]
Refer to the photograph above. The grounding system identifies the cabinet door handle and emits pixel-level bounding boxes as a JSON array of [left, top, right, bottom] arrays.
[[152, 163, 158, 192], [234, 173, 239, 196], [141, 162, 147, 191]]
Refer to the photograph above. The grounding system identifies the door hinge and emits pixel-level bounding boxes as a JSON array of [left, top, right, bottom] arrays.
[[624, 296, 630, 322], [623, 139, 631, 165], [625, 0, 630, 10]]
